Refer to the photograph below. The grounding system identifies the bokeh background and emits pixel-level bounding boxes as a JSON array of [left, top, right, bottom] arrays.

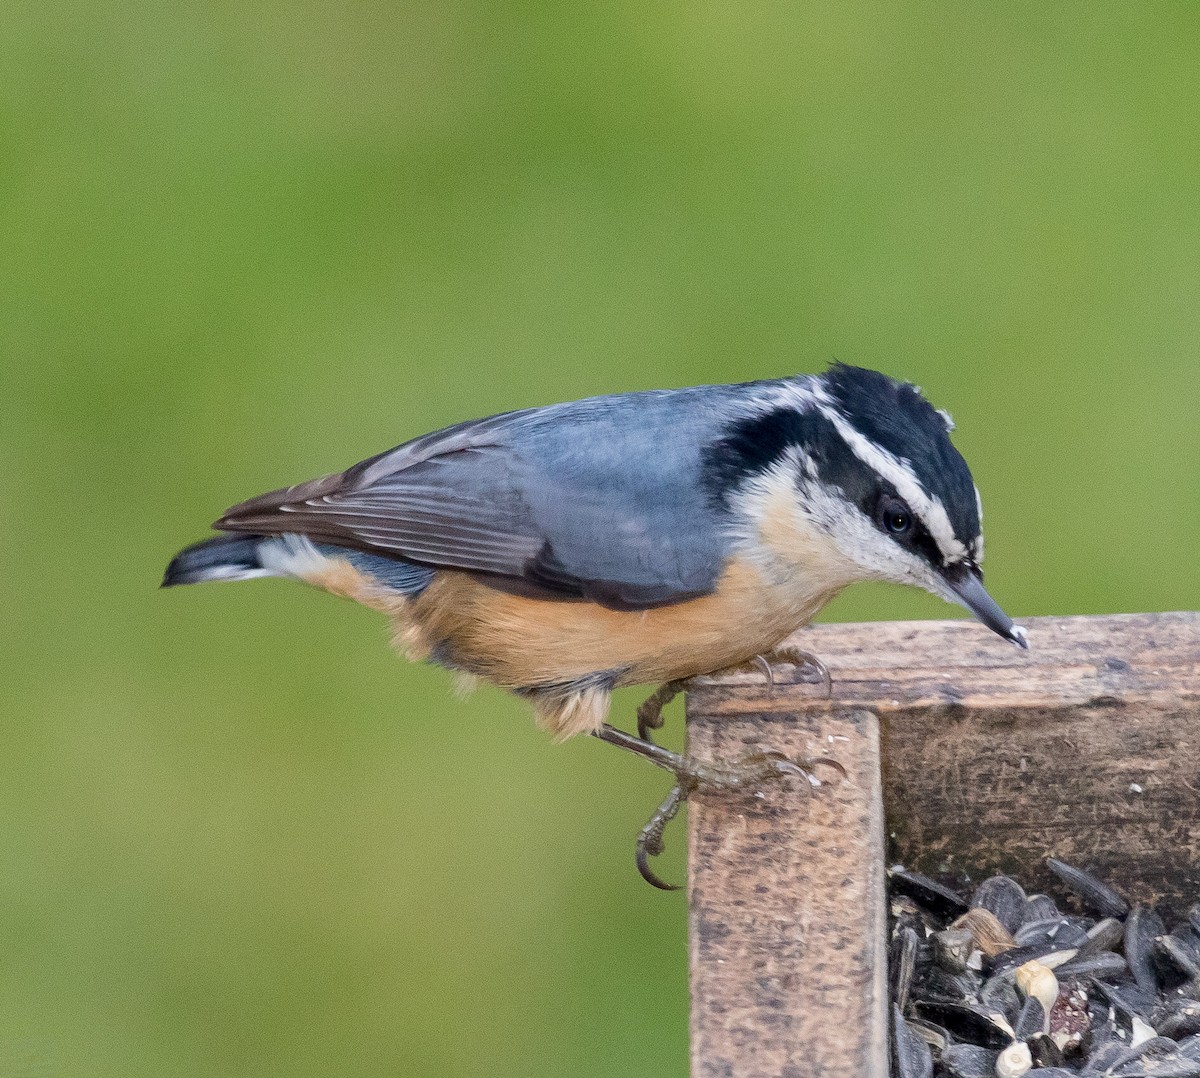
[[3, 3, 1199, 1075]]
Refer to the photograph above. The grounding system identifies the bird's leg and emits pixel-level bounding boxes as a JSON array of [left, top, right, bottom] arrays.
[[592, 721, 846, 890]]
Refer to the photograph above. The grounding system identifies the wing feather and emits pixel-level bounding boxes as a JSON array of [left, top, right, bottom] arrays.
[[215, 392, 741, 608]]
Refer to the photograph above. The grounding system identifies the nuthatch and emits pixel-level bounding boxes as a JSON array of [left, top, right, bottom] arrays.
[[165, 364, 1026, 887]]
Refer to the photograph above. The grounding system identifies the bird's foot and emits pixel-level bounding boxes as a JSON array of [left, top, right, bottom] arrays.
[[593, 722, 846, 890], [635, 648, 831, 745], [635, 678, 689, 742], [748, 646, 833, 697]]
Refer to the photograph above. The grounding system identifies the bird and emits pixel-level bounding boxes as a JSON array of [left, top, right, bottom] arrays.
[[164, 363, 1026, 887]]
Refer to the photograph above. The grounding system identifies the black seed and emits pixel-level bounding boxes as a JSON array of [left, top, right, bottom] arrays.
[[916, 964, 981, 1004], [1021, 893, 1060, 923], [1154, 998, 1200, 1040], [903, 1017, 953, 1052], [892, 1005, 933, 1078], [970, 875, 1026, 934], [1028, 1031, 1065, 1068], [1087, 1037, 1134, 1072], [1127, 906, 1168, 994], [1078, 917, 1126, 958], [892, 926, 919, 1014], [939, 1042, 999, 1078], [1177, 1031, 1200, 1060], [1046, 857, 1130, 919], [1013, 916, 1090, 950], [1014, 994, 1047, 1038], [1104, 1035, 1200, 1077], [1054, 950, 1129, 981], [889, 865, 969, 919], [1013, 917, 1062, 947], [912, 1001, 1013, 1048], [1091, 977, 1158, 1022], [988, 941, 1076, 977], [979, 975, 1021, 1026], [1156, 934, 1200, 984]]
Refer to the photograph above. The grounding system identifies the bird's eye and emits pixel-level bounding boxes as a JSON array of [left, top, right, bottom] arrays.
[[878, 497, 913, 535]]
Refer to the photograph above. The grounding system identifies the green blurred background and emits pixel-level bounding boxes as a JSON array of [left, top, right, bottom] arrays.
[[2, 2, 1198, 1075]]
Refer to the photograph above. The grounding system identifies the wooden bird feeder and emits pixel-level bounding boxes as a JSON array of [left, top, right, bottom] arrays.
[[683, 611, 1200, 1077]]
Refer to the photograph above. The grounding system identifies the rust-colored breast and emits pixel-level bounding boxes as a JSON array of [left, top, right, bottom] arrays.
[[401, 556, 841, 690]]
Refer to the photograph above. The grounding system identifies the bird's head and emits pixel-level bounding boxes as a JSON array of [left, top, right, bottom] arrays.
[[716, 363, 1027, 647]]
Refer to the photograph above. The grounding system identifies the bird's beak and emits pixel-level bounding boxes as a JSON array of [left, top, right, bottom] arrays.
[[943, 566, 1029, 649]]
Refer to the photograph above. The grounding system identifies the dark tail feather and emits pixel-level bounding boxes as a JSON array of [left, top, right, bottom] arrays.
[[162, 535, 273, 587]]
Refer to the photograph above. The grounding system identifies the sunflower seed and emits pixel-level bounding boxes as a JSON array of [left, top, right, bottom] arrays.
[[1046, 857, 1130, 919], [1126, 906, 1167, 994], [938, 1043, 998, 1078], [1022, 893, 1060, 923], [891, 1005, 933, 1078], [950, 908, 1016, 959], [1078, 916, 1125, 958], [970, 875, 1027, 934], [892, 925, 919, 1013], [889, 865, 969, 918]]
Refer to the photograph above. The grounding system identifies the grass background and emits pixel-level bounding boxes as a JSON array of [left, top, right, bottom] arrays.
[[2, 3, 1198, 1075]]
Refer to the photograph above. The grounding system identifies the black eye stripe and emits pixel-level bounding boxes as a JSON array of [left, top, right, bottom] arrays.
[[873, 492, 946, 566]]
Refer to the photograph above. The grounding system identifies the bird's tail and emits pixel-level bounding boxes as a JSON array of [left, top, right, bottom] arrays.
[[161, 534, 277, 587]]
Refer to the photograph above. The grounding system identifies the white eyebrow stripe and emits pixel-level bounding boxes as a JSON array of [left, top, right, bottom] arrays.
[[811, 398, 969, 566], [742, 376, 971, 566]]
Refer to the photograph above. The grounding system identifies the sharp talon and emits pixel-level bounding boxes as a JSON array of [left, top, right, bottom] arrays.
[[635, 786, 686, 891], [767, 647, 833, 697], [803, 755, 848, 781], [773, 760, 807, 779], [591, 717, 843, 890], [752, 653, 775, 689], [636, 841, 680, 891]]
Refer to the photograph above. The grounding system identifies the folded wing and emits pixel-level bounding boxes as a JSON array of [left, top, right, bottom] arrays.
[[215, 400, 734, 610]]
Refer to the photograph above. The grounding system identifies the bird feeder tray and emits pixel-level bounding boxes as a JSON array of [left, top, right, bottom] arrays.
[[684, 611, 1200, 1077]]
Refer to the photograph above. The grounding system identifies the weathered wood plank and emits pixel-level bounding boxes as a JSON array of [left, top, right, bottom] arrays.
[[690, 611, 1200, 919], [687, 707, 887, 1078]]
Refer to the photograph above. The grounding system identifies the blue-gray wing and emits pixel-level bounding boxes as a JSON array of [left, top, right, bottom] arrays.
[[215, 386, 756, 609]]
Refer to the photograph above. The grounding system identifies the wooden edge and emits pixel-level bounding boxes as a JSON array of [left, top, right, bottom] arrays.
[[687, 706, 887, 1078], [688, 612, 1199, 715]]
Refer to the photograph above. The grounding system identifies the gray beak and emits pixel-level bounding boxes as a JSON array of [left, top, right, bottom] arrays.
[[945, 568, 1029, 649]]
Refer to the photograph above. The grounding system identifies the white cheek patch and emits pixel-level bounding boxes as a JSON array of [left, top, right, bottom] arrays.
[[725, 458, 862, 591], [747, 376, 976, 570], [793, 474, 931, 588]]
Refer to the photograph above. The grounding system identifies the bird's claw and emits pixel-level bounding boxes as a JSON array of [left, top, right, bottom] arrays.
[[631, 746, 840, 890], [760, 647, 833, 698], [635, 648, 831, 746], [609, 654, 840, 889], [636, 785, 685, 891], [636, 678, 687, 743]]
